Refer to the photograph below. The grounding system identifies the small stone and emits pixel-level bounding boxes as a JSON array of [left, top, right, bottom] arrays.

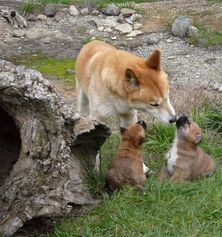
[[125, 17, 133, 25], [69, 5, 79, 16], [88, 20, 97, 28], [115, 23, 132, 34], [111, 36, 117, 40], [117, 14, 124, 23], [166, 38, 173, 43], [54, 12, 64, 22], [102, 4, 120, 16], [103, 27, 112, 32], [44, 3, 58, 17], [219, 86, 222, 92], [128, 41, 143, 49], [92, 9, 100, 16], [80, 8, 89, 15], [133, 23, 142, 30], [129, 13, 142, 22], [167, 56, 176, 60], [171, 16, 193, 38], [127, 30, 143, 37], [98, 26, 104, 31], [37, 14, 47, 21], [12, 29, 25, 37], [120, 8, 136, 18], [188, 25, 199, 39], [143, 33, 160, 45], [27, 14, 38, 21]]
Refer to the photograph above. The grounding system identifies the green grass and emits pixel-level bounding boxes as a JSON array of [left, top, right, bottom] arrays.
[[20, 1, 38, 15], [187, 23, 222, 47], [47, 101, 222, 237], [8, 54, 75, 87]]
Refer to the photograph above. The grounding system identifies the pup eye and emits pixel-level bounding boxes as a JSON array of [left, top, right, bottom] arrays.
[[150, 103, 159, 107]]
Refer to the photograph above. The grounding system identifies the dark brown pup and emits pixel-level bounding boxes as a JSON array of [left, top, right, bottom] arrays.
[[106, 121, 147, 192]]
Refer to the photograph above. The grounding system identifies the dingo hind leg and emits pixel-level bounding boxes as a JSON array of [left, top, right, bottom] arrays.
[[76, 79, 89, 115]]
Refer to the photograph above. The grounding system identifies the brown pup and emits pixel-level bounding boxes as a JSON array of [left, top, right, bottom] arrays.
[[160, 115, 216, 182], [106, 121, 147, 192]]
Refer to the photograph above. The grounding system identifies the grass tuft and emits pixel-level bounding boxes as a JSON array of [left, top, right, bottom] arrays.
[[20, 1, 38, 15]]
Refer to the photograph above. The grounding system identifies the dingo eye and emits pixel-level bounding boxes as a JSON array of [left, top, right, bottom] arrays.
[[150, 103, 159, 107]]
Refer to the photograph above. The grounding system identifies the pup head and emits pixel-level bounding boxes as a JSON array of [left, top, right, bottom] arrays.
[[124, 49, 176, 124], [176, 115, 202, 144], [120, 120, 147, 147]]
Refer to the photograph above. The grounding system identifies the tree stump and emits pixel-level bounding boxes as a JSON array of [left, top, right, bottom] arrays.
[[0, 60, 110, 236]]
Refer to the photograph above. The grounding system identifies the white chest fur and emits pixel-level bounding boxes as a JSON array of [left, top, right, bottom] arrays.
[[166, 136, 178, 175]]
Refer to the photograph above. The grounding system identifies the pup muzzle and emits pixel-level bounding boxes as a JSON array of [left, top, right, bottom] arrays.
[[176, 114, 190, 129]]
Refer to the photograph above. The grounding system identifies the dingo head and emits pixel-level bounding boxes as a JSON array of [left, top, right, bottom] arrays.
[[124, 49, 176, 124], [120, 120, 147, 148], [176, 115, 202, 144]]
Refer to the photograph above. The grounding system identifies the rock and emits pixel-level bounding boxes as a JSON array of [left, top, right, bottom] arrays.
[[127, 30, 143, 37], [134, 22, 142, 30], [129, 13, 142, 22], [104, 27, 112, 32], [171, 16, 193, 38], [92, 9, 100, 16], [69, 5, 79, 16], [115, 23, 132, 34], [80, 8, 89, 15], [97, 16, 119, 28], [102, 4, 120, 16], [12, 29, 25, 37], [128, 41, 143, 49], [27, 14, 38, 22], [0, 60, 110, 237], [120, 8, 136, 18], [37, 14, 47, 21], [54, 11, 64, 22], [98, 26, 104, 31], [117, 14, 124, 23], [87, 20, 97, 28], [111, 36, 117, 40], [188, 25, 199, 39], [44, 3, 58, 17], [219, 86, 222, 92], [143, 33, 160, 45]]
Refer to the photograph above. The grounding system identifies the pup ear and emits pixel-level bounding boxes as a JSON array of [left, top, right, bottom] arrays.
[[146, 49, 161, 71], [125, 68, 140, 91], [120, 127, 127, 135], [194, 134, 202, 144]]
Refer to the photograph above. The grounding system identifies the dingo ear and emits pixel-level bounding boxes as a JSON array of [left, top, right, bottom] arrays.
[[125, 68, 139, 91], [146, 49, 161, 71]]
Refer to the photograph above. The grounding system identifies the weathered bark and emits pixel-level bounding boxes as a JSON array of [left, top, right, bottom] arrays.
[[0, 10, 27, 28], [0, 60, 110, 237]]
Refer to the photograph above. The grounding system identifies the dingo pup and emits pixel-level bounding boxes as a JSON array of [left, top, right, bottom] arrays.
[[106, 121, 147, 192], [160, 115, 216, 182]]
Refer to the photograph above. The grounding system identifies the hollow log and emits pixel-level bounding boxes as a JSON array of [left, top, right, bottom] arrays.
[[0, 60, 110, 236]]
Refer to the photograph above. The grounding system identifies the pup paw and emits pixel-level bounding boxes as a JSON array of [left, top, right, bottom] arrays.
[[143, 163, 153, 174]]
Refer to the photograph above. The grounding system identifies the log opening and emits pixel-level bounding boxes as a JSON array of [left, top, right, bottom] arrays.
[[0, 106, 21, 187]]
